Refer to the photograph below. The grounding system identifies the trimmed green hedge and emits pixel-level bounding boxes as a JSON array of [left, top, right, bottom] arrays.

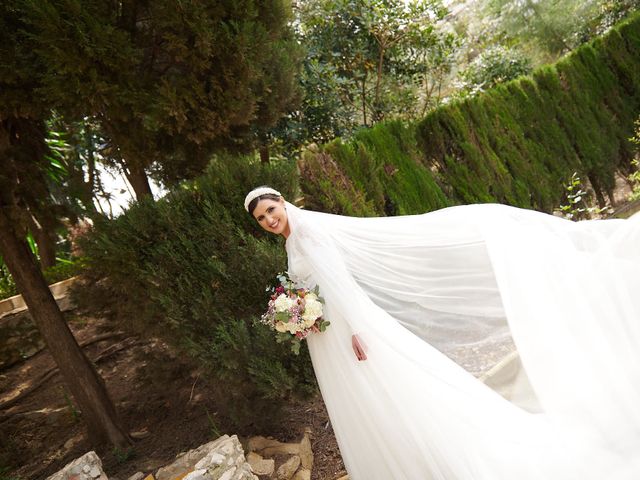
[[301, 120, 450, 216], [301, 13, 640, 215], [417, 13, 640, 210]]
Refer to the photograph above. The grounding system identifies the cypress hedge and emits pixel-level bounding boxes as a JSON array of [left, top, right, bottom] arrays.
[[417, 12, 640, 209], [300, 120, 450, 216], [302, 13, 640, 215]]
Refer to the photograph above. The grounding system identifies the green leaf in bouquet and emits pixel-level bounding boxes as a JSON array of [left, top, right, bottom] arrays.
[[275, 312, 290, 322], [275, 332, 290, 343], [319, 320, 330, 332]]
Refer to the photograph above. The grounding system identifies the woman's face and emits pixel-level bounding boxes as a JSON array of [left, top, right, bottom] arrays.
[[252, 197, 291, 238]]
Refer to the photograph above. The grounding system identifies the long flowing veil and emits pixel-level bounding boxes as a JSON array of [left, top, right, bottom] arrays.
[[284, 200, 640, 479]]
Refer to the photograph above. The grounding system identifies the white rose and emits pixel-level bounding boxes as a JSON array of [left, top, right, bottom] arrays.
[[275, 321, 288, 333], [302, 316, 316, 328], [274, 294, 294, 312], [286, 321, 301, 334], [302, 299, 323, 326]]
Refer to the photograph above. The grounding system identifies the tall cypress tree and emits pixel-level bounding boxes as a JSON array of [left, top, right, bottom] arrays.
[[23, 0, 301, 199], [0, 3, 131, 448]]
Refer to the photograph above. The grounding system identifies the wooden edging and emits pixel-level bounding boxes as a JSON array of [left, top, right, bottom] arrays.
[[0, 276, 79, 318]]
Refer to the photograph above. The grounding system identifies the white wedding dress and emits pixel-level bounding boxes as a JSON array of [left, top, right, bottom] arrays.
[[283, 201, 640, 480]]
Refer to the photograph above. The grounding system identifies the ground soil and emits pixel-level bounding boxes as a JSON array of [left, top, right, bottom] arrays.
[[0, 314, 346, 480]]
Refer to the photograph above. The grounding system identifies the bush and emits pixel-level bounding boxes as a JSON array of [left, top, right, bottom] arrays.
[[73, 154, 316, 431], [456, 45, 532, 97]]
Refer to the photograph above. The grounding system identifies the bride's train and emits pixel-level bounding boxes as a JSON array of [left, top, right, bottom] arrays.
[[284, 201, 640, 480]]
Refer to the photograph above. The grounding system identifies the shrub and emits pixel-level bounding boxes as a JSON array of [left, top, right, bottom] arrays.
[[73, 154, 316, 431]]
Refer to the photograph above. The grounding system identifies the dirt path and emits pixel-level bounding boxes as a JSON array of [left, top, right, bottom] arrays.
[[0, 313, 345, 480]]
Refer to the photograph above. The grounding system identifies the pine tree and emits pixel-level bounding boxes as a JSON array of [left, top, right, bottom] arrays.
[[22, 0, 301, 198], [0, 2, 131, 448]]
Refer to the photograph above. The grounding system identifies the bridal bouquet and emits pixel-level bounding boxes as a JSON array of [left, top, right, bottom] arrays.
[[260, 272, 330, 354]]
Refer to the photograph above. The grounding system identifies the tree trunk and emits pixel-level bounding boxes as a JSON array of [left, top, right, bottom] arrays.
[[374, 45, 386, 122], [122, 161, 153, 200], [260, 145, 270, 164], [361, 76, 368, 127], [27, 211, 57, 270], [0, 209, 131, 448]]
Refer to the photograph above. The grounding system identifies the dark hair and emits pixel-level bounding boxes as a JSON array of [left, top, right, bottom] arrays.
[[248, 193, 282, 216]]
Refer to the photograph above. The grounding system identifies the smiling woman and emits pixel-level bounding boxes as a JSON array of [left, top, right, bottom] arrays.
[[245, 187, 291, 238]]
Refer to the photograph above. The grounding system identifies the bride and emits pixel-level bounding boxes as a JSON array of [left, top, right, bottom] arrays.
[[244, 186, 640, 480]]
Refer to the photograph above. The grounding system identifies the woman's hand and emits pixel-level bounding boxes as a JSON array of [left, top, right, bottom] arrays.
[[352, 334, 367, 361]]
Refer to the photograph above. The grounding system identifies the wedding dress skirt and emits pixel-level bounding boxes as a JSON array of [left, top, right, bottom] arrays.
[[284, 201, 640, 479]]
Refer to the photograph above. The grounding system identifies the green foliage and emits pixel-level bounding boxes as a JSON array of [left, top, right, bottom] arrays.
[[629, 117, 640, 200], [19, 0, 301, 189], [61, 387, 81, 423], [627, 160, 640, 201], [555, 172, 612, 220], [74, 154, 316, 430], [111, 446, 136, 465], [205, 407, 222, 439], [0, 262, 15, 301], [294, 0, 457, 135], [300, 119, 450, 216], [417, 12, 640, 211], [482, 0, 603, 60], [0, 467, 21, 480], [298, 147, 379, 216], [457, 45, 532, 97], [43, 258, 83, 284], [0, 257, 83, 301], [595, 0, 640, 35], [350, 121, 451, 214]]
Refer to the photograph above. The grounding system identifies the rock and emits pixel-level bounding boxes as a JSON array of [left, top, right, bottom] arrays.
[[126, 473, 146, 480], [247, 436, 278, 451], [130, 429, 151, 440], [45, 451, 107, 480], [218, 467, 236, 480], [276, 456, 300, 480], [259, 442, 300, 457], [298, 430, 313, 470], [246, 452, 274, 476], [195, 452, 226, 469], [155, 435, 256, 480], [247, 436, 296, 453], [183, 469, 209, 480], [291, 468, 311, 480]]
